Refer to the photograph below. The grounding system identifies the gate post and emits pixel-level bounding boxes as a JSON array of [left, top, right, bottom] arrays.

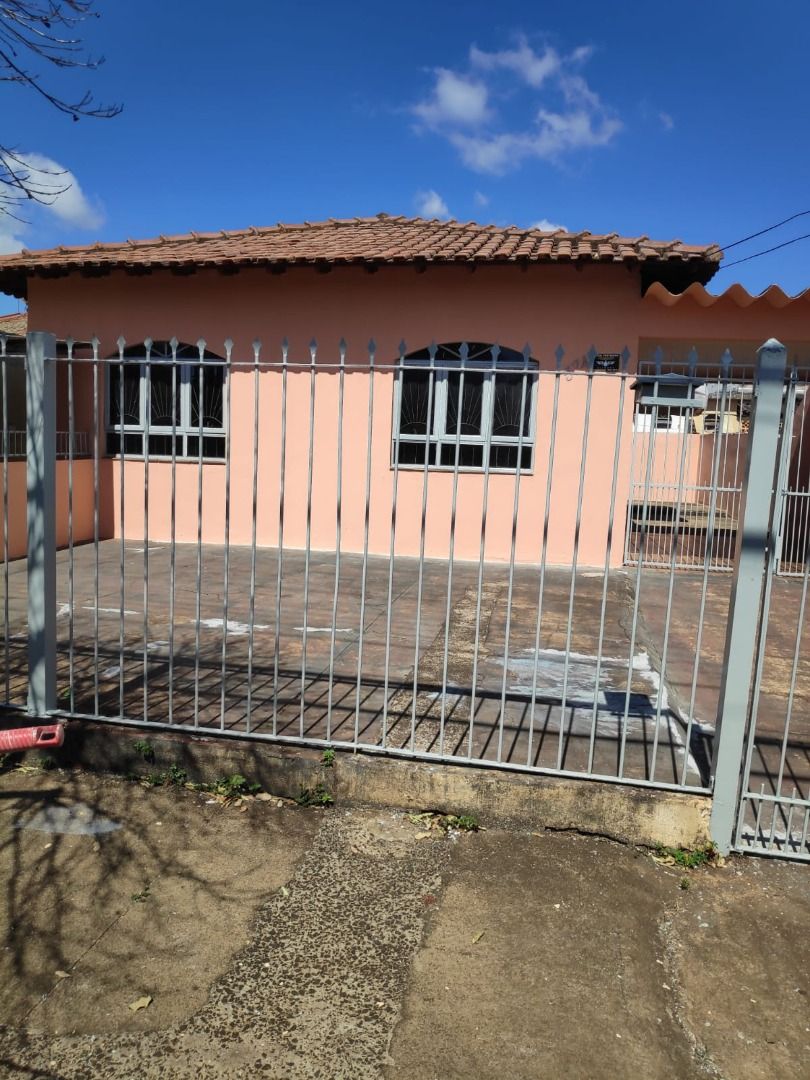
[[710, 338, 787, 853], [26, 331, 57, 717]]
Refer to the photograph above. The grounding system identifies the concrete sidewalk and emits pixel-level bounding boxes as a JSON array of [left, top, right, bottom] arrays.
[[0, 769, 806, 1079]]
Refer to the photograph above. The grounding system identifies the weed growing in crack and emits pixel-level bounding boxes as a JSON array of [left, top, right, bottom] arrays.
[[296, 783, 334, 807], [654, 843, 719, 870], [133, 740, 156, 763], [321, 748, 336, 767]]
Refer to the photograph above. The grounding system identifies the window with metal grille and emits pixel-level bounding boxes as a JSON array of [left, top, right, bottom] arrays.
[[393, 342, 536, 471], [106, 341, 226, 460]]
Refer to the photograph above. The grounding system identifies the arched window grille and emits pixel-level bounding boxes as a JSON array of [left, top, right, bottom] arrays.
[[106, 341, 226, 460], [393, 342, 536, 470]]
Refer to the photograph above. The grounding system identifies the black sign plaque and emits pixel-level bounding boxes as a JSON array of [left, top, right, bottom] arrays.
[[593, 353, 621, 373]]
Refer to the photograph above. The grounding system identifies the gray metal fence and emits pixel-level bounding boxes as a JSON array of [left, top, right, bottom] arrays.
[[1, 330, 808, 860]]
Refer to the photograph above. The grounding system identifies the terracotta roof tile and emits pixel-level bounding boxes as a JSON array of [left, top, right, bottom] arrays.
[[645, 281, 810, 309], [0, 214, 722, 298], [0, 311, 26, 337]]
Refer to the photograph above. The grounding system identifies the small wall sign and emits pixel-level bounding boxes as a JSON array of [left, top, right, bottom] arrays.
[[594, 353, 621, 372]]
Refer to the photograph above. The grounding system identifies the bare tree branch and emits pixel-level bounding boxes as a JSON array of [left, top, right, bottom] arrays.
[[1, 1, 120, 219]]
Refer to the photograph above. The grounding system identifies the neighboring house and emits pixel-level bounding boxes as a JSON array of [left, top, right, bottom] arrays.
[[0, 214, 808, 565]]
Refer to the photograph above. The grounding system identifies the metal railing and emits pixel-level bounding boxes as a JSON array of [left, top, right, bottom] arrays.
[[1, 332, 809, 860], [2, 430, 90, 459]]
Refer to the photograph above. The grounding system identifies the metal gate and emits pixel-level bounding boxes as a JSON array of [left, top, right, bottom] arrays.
[[2, 330, 809, 859], [729, 361, 810, 859]]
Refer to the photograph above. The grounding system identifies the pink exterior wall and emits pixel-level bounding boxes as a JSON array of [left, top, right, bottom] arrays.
[[23, 264, 810, 567], [2, 459, 99, 560]]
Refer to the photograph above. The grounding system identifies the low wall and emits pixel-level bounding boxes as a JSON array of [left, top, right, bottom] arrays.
[[39, 721, 712, 850]]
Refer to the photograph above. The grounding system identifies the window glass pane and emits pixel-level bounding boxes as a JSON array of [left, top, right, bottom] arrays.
[[492, 372, 531, 438], [396, 441, 430, 466], [108, 363, 141, 426], [446, 371, 484, 436], [190, 364, 225, 429], [147, 433, 179, 457], [439, 443, 484, 468], [489, 444, 532, 470], [186, 434, 226, 460], [149, 364, 180, 427], [398, 370, 434, 435]]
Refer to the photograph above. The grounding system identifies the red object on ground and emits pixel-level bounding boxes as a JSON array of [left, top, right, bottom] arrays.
[[0, 724, 64, 752]]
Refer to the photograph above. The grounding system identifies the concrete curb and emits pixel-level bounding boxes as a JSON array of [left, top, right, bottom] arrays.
[[18, 720, 712, 849]]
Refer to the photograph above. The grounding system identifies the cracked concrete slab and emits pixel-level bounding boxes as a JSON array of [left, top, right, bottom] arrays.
[[0, 770, 807, 1079]]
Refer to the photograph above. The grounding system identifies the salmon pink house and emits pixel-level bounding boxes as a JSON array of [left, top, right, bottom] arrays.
[[1, 213, 809, 569]]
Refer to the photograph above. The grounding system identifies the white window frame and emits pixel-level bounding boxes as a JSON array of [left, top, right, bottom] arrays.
[[633, 406, 689, 434], [105, 349, 227, 462], [392, 348, 538, 472]]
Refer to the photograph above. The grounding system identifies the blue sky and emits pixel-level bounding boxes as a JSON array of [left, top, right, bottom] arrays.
[[2, 0, 809, 314]]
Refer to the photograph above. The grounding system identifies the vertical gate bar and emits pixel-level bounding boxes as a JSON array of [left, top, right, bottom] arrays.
[[92, 340, 100, 714], [438, 345, 467, 757], [751, 785, 765, 848], [409, 343, 436, 752], [526, 351, 562, 766], [168, 338, 178, 725], [1, 337, 8, 702], [326, 340, 346, 741], [738, 496, 781, 847], [769, 479, 810, 820], [556, 352, 595, 770], [649, 349, 697, 782], [192, 342, 206, 729], [789, 389, 808, 571], [245, 339, 261, 734], [799, 806, 810, 856], [66, 340, 75, 712], [381, 343, 406, 747], [353, 341, 375, 745], [271, 341, 289, 736], [619, 364, 663, 778], [142, 340, 152, 724], [219, 340, 234, 731], [26, 330, 57, 717], [681, 377, 732, 786], [497, 347, 531, 764], [623, 393, 639, 566], [710, 338, 787, 855], [774, 370, 798, 574], [748, 379, 796, 732], [588, 358, 629, 772], [299, 340, 317, 737], [782, 798, 796, 854], [117, 337, 126, 719], [467, 344, 499, 758]]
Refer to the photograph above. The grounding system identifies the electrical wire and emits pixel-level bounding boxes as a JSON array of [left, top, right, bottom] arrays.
[[715, 230, 810, 271], [718, 209, 810, 253]]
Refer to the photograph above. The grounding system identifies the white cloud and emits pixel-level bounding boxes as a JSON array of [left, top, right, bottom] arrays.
[[470, 37, 561, 88], [473, 191, 489, 207], [413, 69, 490, 128], [410, 36, 620, 175], [659, 111, 674, 131], [415, 189, 450, 218], [12, 152, 104, 230], [532, 218, 567, 232], [0, 224, 25, 254]]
